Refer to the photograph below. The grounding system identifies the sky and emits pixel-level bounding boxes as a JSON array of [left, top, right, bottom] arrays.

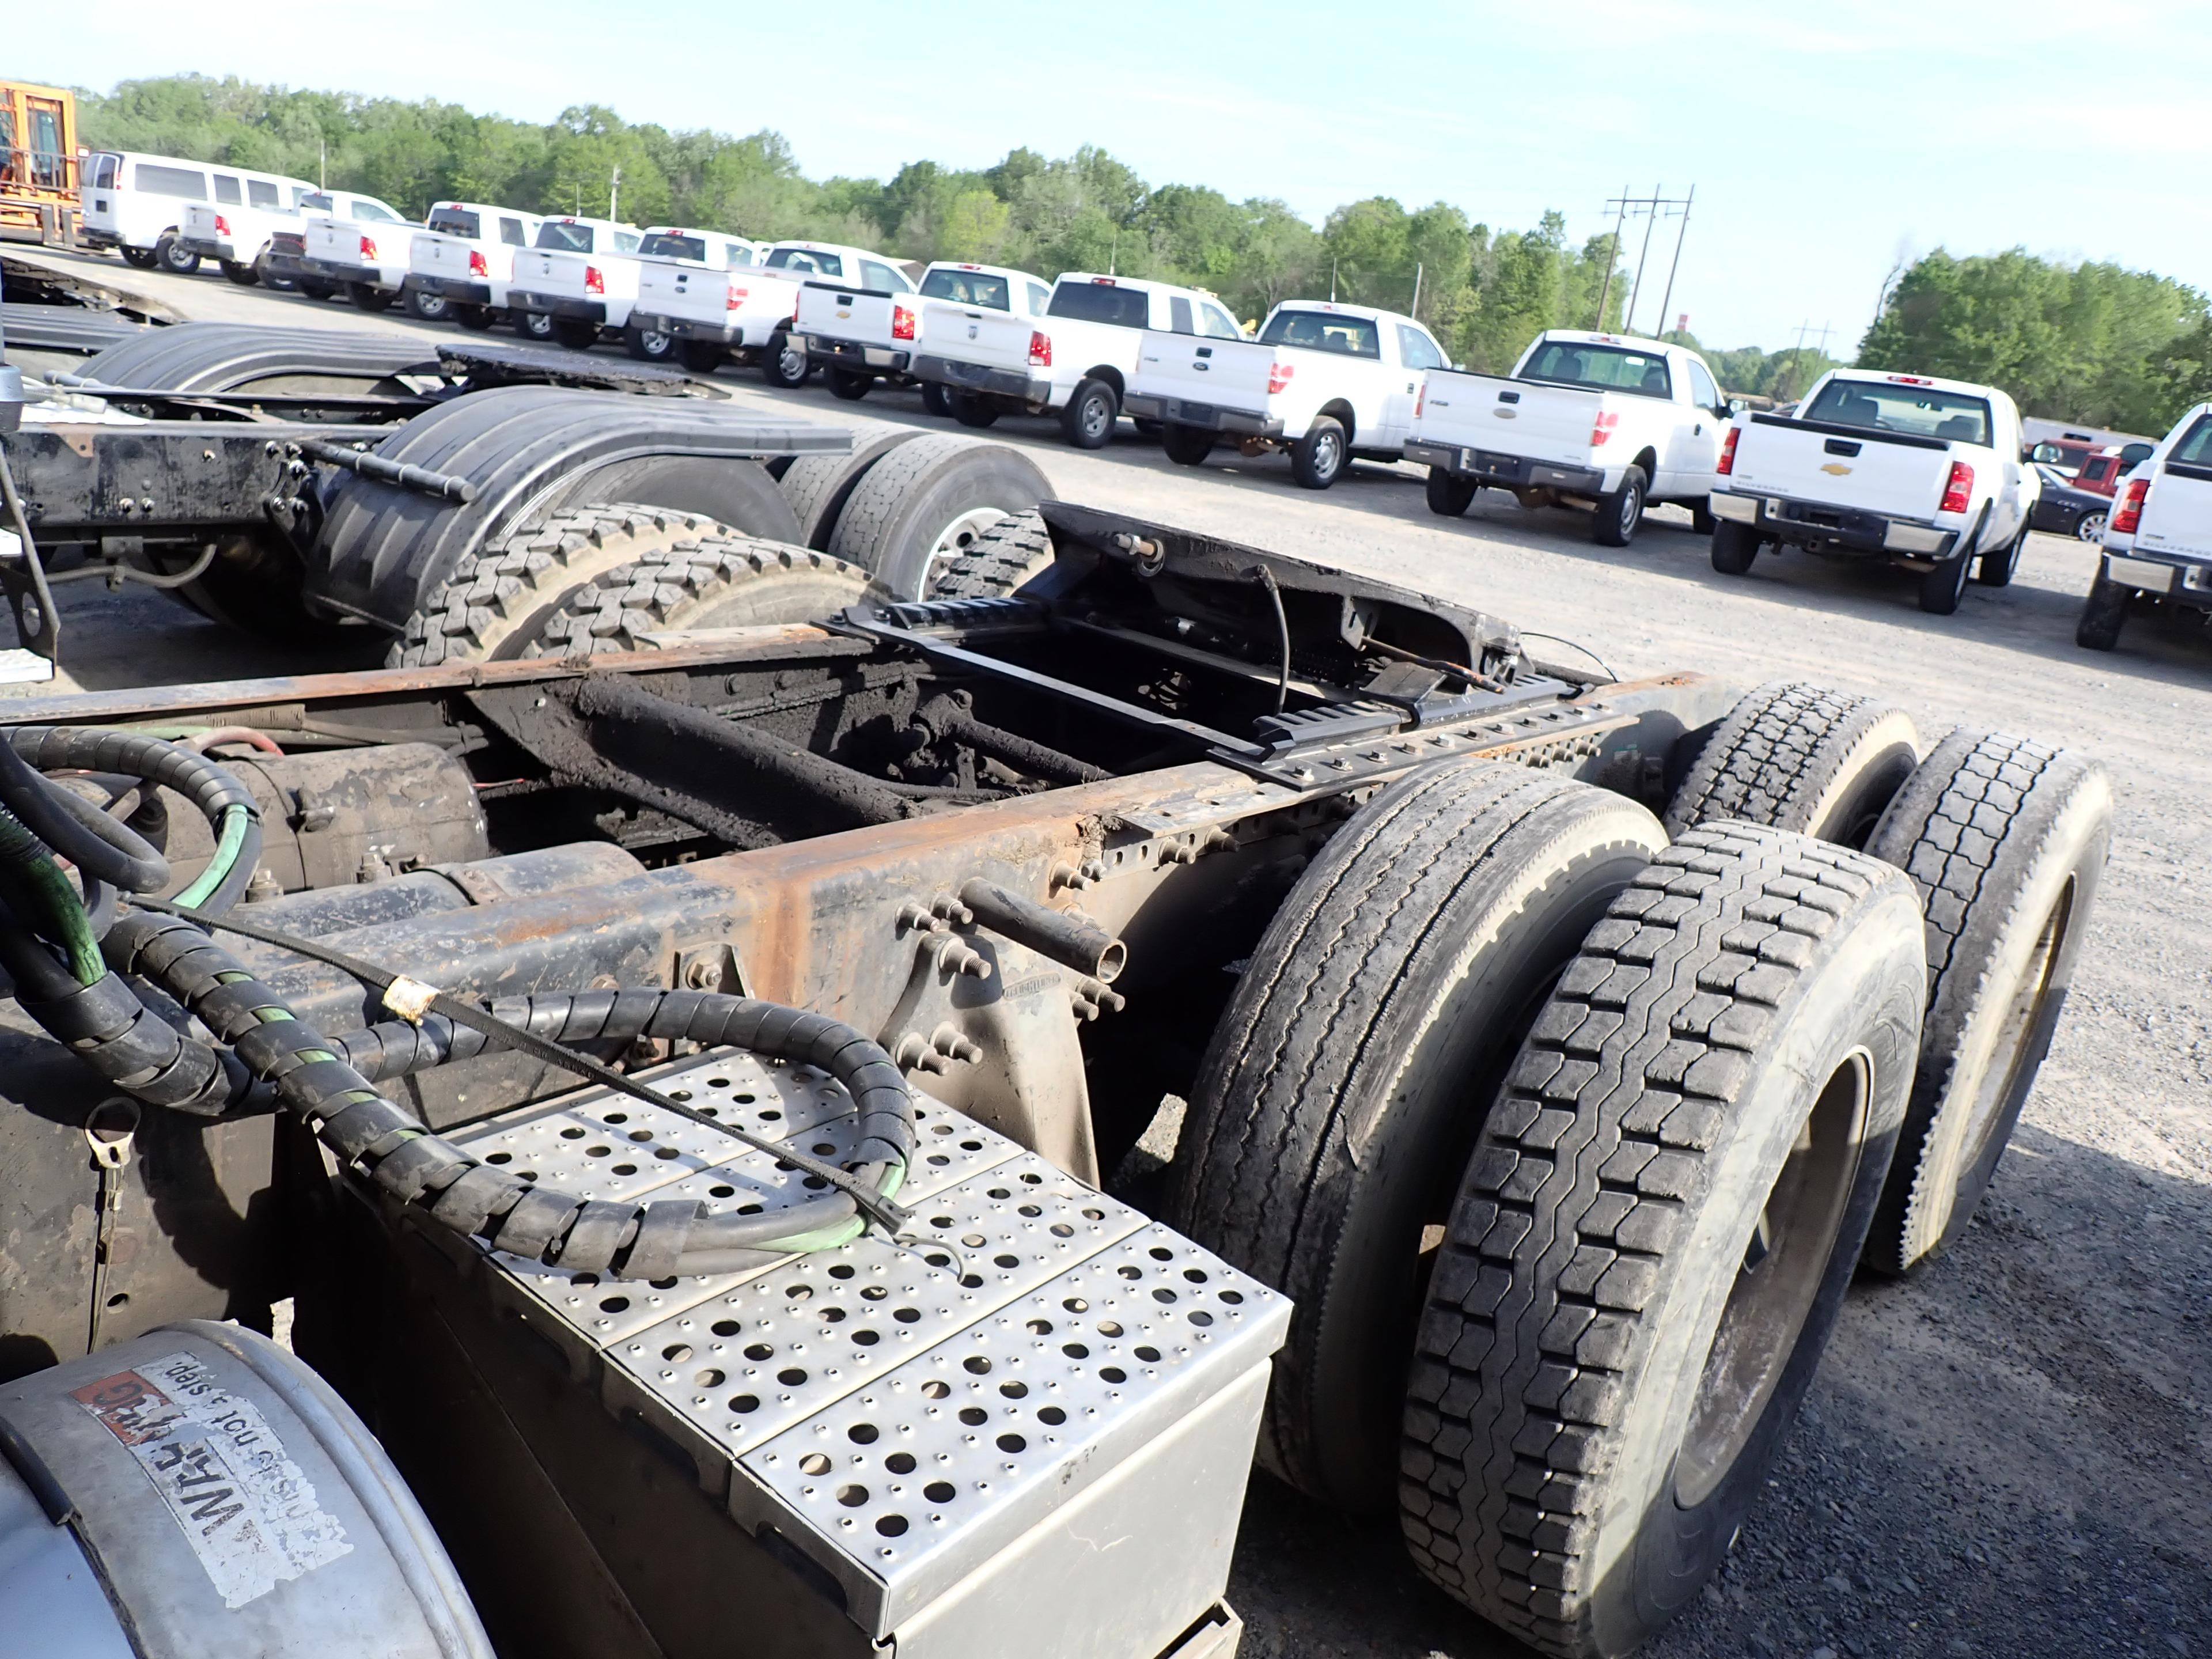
[[17, 1, 2212, 351]]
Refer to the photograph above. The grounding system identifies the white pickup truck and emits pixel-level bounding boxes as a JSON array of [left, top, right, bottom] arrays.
[[2075, 401, 2212, 650], [1407, 330, 1731, 546], [1126, 300, 1445, 488], [911, 272, 1231, 449], [403, 200, 547, 328], [631, 238, 844, 378], [790, 253, 964, 400], [1709, 369, 2039, 615], [298, 193, 418, 312], [176, 172, 316, 286], [503, 217, 646, 348], [908, 262, 1055, 422]]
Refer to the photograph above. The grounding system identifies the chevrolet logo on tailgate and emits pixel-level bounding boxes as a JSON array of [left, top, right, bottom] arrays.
[[1820, 461, 1853, 475]]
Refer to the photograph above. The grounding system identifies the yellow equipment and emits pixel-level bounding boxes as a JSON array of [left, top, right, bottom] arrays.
[[0, 80, 79, 244]]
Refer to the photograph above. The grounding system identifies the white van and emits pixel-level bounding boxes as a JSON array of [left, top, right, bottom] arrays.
[[79, 151, 308, 276]]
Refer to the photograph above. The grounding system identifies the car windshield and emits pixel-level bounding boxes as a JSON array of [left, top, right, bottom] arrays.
[[1260, 310, 1380, 358], [427, 208, 480, 238], [641, 232, 707, 261], [1805, 379, 1991, 445], [1047, 281, 1149, 328], [921, 268, 1011, 309], [1519, 341, 1673, 399], [535, 221, 595, 252]]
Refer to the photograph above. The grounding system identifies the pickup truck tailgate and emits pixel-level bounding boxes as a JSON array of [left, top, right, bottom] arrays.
[[2138, 457, 2212, 559], [1729, 415, 1951, 518], [638, 259, 725, 322], [796, 281, 905, 345], [414, 234, 476, 276], [517, 250, 589, 294], [925, 302, 1036, 370], [1132, 332, 1277, 421], [1417, 371, 1604, 467]]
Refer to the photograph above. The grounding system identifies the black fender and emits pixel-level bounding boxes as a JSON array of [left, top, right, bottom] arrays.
[[77, 321, 438, 393], [304, 385, 851, 630]]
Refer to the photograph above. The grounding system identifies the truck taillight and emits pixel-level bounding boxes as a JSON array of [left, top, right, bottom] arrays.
[[2111, 475, 2149, 535], [1415, 381, 1425, 419], [585, 266, 605, 295], [1590, 410, 1619, 447], [892, 304, 916, 342], [727, 286, 749, 311], [468, 249, 488, 278], [1028, 331, 1052, 368], [359, 234, 379, 262], [1940, 460, 1975, 514], [213, 214, 232, 237], [1268, 361, 1295, 395], [1717, 427, 1740, 475]]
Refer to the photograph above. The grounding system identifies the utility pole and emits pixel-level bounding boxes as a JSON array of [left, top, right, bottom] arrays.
[[318, 138, 325, 188], [1623, 182, 1664, 335], [1330, 257, 1338, 302], [1776, 319, 1833, 402], [609, 165, 622, 222], [1654, 183, 1695, 342], [1598, 184, 1695, 335], [1592, 185, 1630, 329], [1410, 261, 1423, 321]]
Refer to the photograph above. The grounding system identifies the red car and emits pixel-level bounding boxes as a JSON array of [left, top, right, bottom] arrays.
[[2074, 441, 2157, 496]]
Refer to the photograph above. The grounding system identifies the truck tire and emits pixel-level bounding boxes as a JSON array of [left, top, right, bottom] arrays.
[[552, 319, 599, 351], [2074, 570, 2130, 650], [825, 368, 872, 402], [827, 434, 1057, 600], [762, 332, 809, 389], [1290, 417, 1348, 489], [297, 278, 338, 301], [1688, 499, 1717, 535], [926, 510, 1055, 600], [775, 429, 926, 550], [1162, 425, 1216, 467], [155, 234, 200, 275], [624, 322, 676, 362], [1919, 548, 1973, 614], [528, 538, 878, 657], [388, 502, 736, 666], [1710, 519, 1760, 574], [1975, 520, 2027, 586], [1861, 732, 2111, 1275], [677, 339, 724, 374], [405, 287, 450, 323], [1591, 467, 1646, 547], [1401, 823, 1923, 1658], [1426, 470, 1479, 517], [349, 283, 395, 313], [220, 259, 260, 287], [1665, 681, 1919, 851], [1169, 762, 1666, 1512], [920, 381, 959, 418], [454, 304, 497, 332], [1059, 378, 1118, 449], [952, 395, 1001, 429], [513, 309, 557, 342], [121, 245, 161, 270]]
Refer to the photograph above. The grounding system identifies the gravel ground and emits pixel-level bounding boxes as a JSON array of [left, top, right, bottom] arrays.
[[10, 251, 2209, 1659]]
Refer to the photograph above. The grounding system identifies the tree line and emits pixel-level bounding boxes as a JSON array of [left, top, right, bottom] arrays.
[[79, 75, 1631, 372]]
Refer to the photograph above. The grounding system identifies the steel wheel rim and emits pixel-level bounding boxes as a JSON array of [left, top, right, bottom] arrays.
[[923, 507, 1009, 586], [642, 329, 671, 355], [1675, 1049, 1868, 1509], [1083, 395, 1112, 438], [777, 343, 805, 381]]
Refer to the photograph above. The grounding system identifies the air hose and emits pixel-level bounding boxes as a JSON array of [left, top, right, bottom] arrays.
[[104, 911, 915, 1280]]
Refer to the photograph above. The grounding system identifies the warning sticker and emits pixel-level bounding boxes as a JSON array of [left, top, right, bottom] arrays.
[[72, 1351, 353, 1609]]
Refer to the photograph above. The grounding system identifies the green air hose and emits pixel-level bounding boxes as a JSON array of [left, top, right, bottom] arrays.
[[0, 806, 103, 984]]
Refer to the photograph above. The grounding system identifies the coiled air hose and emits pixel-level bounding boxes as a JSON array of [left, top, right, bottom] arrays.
[[0, 728, 264, 1111], [103, 911, 915, 1280]]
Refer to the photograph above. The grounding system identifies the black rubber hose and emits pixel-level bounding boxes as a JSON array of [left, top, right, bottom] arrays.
[[101, 912, 914, 1279], [5, 728, 263, 916], [0, 738, 168, 893]]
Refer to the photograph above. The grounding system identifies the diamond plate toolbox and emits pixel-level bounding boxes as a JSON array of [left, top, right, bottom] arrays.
[[439, 1046, 1291, 1650]]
